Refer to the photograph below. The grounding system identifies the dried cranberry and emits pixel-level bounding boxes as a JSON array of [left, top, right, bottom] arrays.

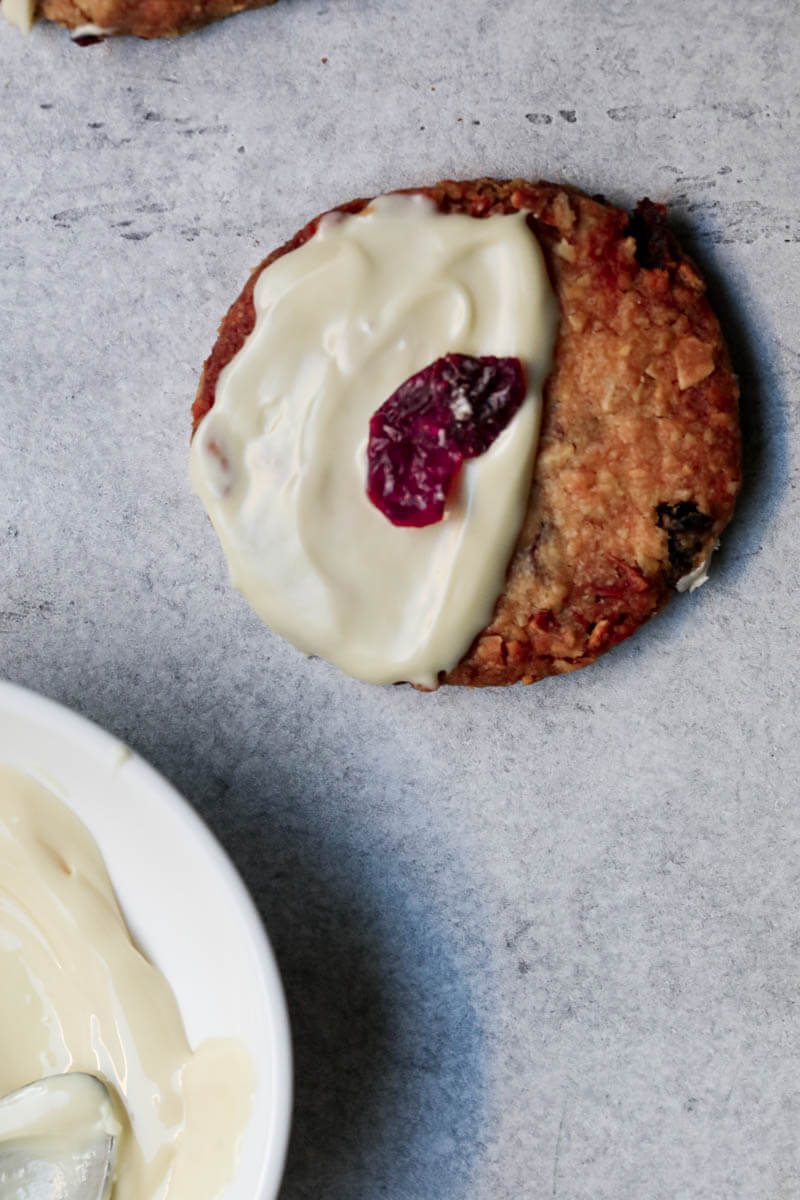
[[366, 353, 526, 527]]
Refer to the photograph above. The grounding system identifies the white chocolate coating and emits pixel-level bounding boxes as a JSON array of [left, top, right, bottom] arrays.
[[1, 0, 35, 33], [190, 194, 557, 686]]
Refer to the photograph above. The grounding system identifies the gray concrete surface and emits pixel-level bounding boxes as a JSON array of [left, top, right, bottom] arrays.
[[1, 1, 798, 1195]]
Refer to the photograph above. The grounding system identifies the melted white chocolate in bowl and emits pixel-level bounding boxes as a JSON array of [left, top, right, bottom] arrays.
[[0, 765, 254, 1200]]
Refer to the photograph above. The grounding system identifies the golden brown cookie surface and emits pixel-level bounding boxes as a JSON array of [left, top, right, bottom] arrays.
[[34, 0, 274, 39], [193, 180, 741, 688]]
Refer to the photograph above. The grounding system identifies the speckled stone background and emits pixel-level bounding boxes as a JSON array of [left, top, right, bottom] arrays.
[[1, 1, 798, 1196]]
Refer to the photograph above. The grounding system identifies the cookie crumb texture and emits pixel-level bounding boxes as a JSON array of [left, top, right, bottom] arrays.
[[35, 0, 274, 38], [194, 180, 741, 688]]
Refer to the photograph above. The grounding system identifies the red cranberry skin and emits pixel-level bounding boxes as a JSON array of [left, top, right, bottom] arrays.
[[366, 354, 526, 528]]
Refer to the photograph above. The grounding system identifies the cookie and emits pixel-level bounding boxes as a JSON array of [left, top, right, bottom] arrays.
[[2, 0, 274, 39], [190, 179, 741, 688]]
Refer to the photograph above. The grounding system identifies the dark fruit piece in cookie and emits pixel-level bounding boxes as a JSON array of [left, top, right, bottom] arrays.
[[366, 354, 525, 527], [657, 502, 714, 584]]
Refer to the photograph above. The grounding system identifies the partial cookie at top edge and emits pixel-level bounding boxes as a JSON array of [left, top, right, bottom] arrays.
[[9, 0, 275, 39]]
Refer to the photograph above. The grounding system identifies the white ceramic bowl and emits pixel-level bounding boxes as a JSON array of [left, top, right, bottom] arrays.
[[0, 679, 292, 1200]]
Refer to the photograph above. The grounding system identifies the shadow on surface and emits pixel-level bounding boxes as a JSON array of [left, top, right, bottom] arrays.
[[669, 209, 789, 586], [172, 757, 486, 1200]]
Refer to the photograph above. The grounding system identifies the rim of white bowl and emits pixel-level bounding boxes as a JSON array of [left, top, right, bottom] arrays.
[[0, 678, 293, 1200]]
